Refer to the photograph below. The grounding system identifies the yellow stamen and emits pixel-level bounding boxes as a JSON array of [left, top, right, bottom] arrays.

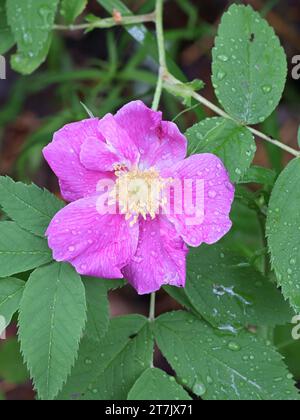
[[109, 165, 171, 225]]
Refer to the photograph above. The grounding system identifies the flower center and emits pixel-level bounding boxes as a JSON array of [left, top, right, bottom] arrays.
[[110, 165, 169, 226]]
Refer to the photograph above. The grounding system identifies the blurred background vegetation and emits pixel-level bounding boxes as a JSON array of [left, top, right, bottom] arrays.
[[0, 0, 300, 400]]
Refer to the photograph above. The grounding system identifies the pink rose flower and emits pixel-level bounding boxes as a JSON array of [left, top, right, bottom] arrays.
[[43, 101, 234, 294]]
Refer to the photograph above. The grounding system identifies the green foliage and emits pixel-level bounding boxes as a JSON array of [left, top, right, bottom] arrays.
[[0, 177, 64, 237], [60, 0, 88, 24], [0, 277, 24, 335], [186, 117, 256, 182], [0, 338, 29, 384], [166, 79, 205, 106], [166, 244, 292, 330], [274, 323, 300, 380], [11, 36, 52, 76], [212, 4, 287, 125], [239, 166, 276, 187], [6, 0, 59, 74], [128, 368, 192, 400], [0, 0, 14, 54], [267, 158, 300, 312], [82, 277, 111, 340], [0, 222, 52, 277], [59, 315, 153, 400], [18, 262, 87, 400], [155, 311, 299, 401]]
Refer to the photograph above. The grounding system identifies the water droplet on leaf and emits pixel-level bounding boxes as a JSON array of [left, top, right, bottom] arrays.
[[193, 382, 207, 396]]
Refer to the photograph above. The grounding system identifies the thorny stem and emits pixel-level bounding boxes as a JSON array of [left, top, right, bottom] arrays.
[[53, 12, 156, 31]]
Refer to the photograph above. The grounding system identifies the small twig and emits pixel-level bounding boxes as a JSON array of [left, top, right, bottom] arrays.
[[53, 12, 156, 31], [164, 73, 300, 158], [152, 0, 167, 112]]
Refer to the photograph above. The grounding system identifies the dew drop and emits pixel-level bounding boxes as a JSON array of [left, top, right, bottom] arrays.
[[208, 190, 217, 199], [207, 376, 213, 385], [228, 341, 241, 352], [217, 70, 226, 80], [262, 85, 272, 94], [217, 55, 229, 62], [193, 382, 207, 396], [23, 33, 33, 44], [235, 168, 242, 176], [38, 6, 52, 26]]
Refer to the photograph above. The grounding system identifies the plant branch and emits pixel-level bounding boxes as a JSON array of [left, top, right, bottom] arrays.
[[149, 292, 156, 322], [148, 0, 168, 328], [152, 0, 167, 111], [53, 12, 156, 31], [164, 73, 300, 158]]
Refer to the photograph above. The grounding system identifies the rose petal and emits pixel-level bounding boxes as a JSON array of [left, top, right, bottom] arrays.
[[162, 154, 235, 247], [115, 101, 187, 170], [80, 136, 120, 172], [43, 119, 108, 202], [46, 194, 139, 278], [98, 114, 140, 167], [122, 216, 188, 295]]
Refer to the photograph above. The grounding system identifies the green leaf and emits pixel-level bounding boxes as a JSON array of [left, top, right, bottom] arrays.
[[0, 0, 15, 54], [186, 117, 256, 182], [155, 311, 299, 400], [0, 177, 64, 237], [59, 315, 153, 400], [11, 34, 52, 75], [212, 4, 287, 125], [0, 277, 24, 335], [7, 0, 59, 74], [61, 0, 88, 24], [166, 244, 292, 330], [166, 79, 205, 107], [267, 158, 300, 312], [18, 262, 87, 400], [223, 198, 262, 260], [297, 126, 300, 148], [128, 368, 192, 401], [0, 222, 52, 277], [82, 277, 110, 340], [275, 323, 300, 380], [0, 338, 29, 384], [239, 166, 276, 186], [261, 113, 283, 174]]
